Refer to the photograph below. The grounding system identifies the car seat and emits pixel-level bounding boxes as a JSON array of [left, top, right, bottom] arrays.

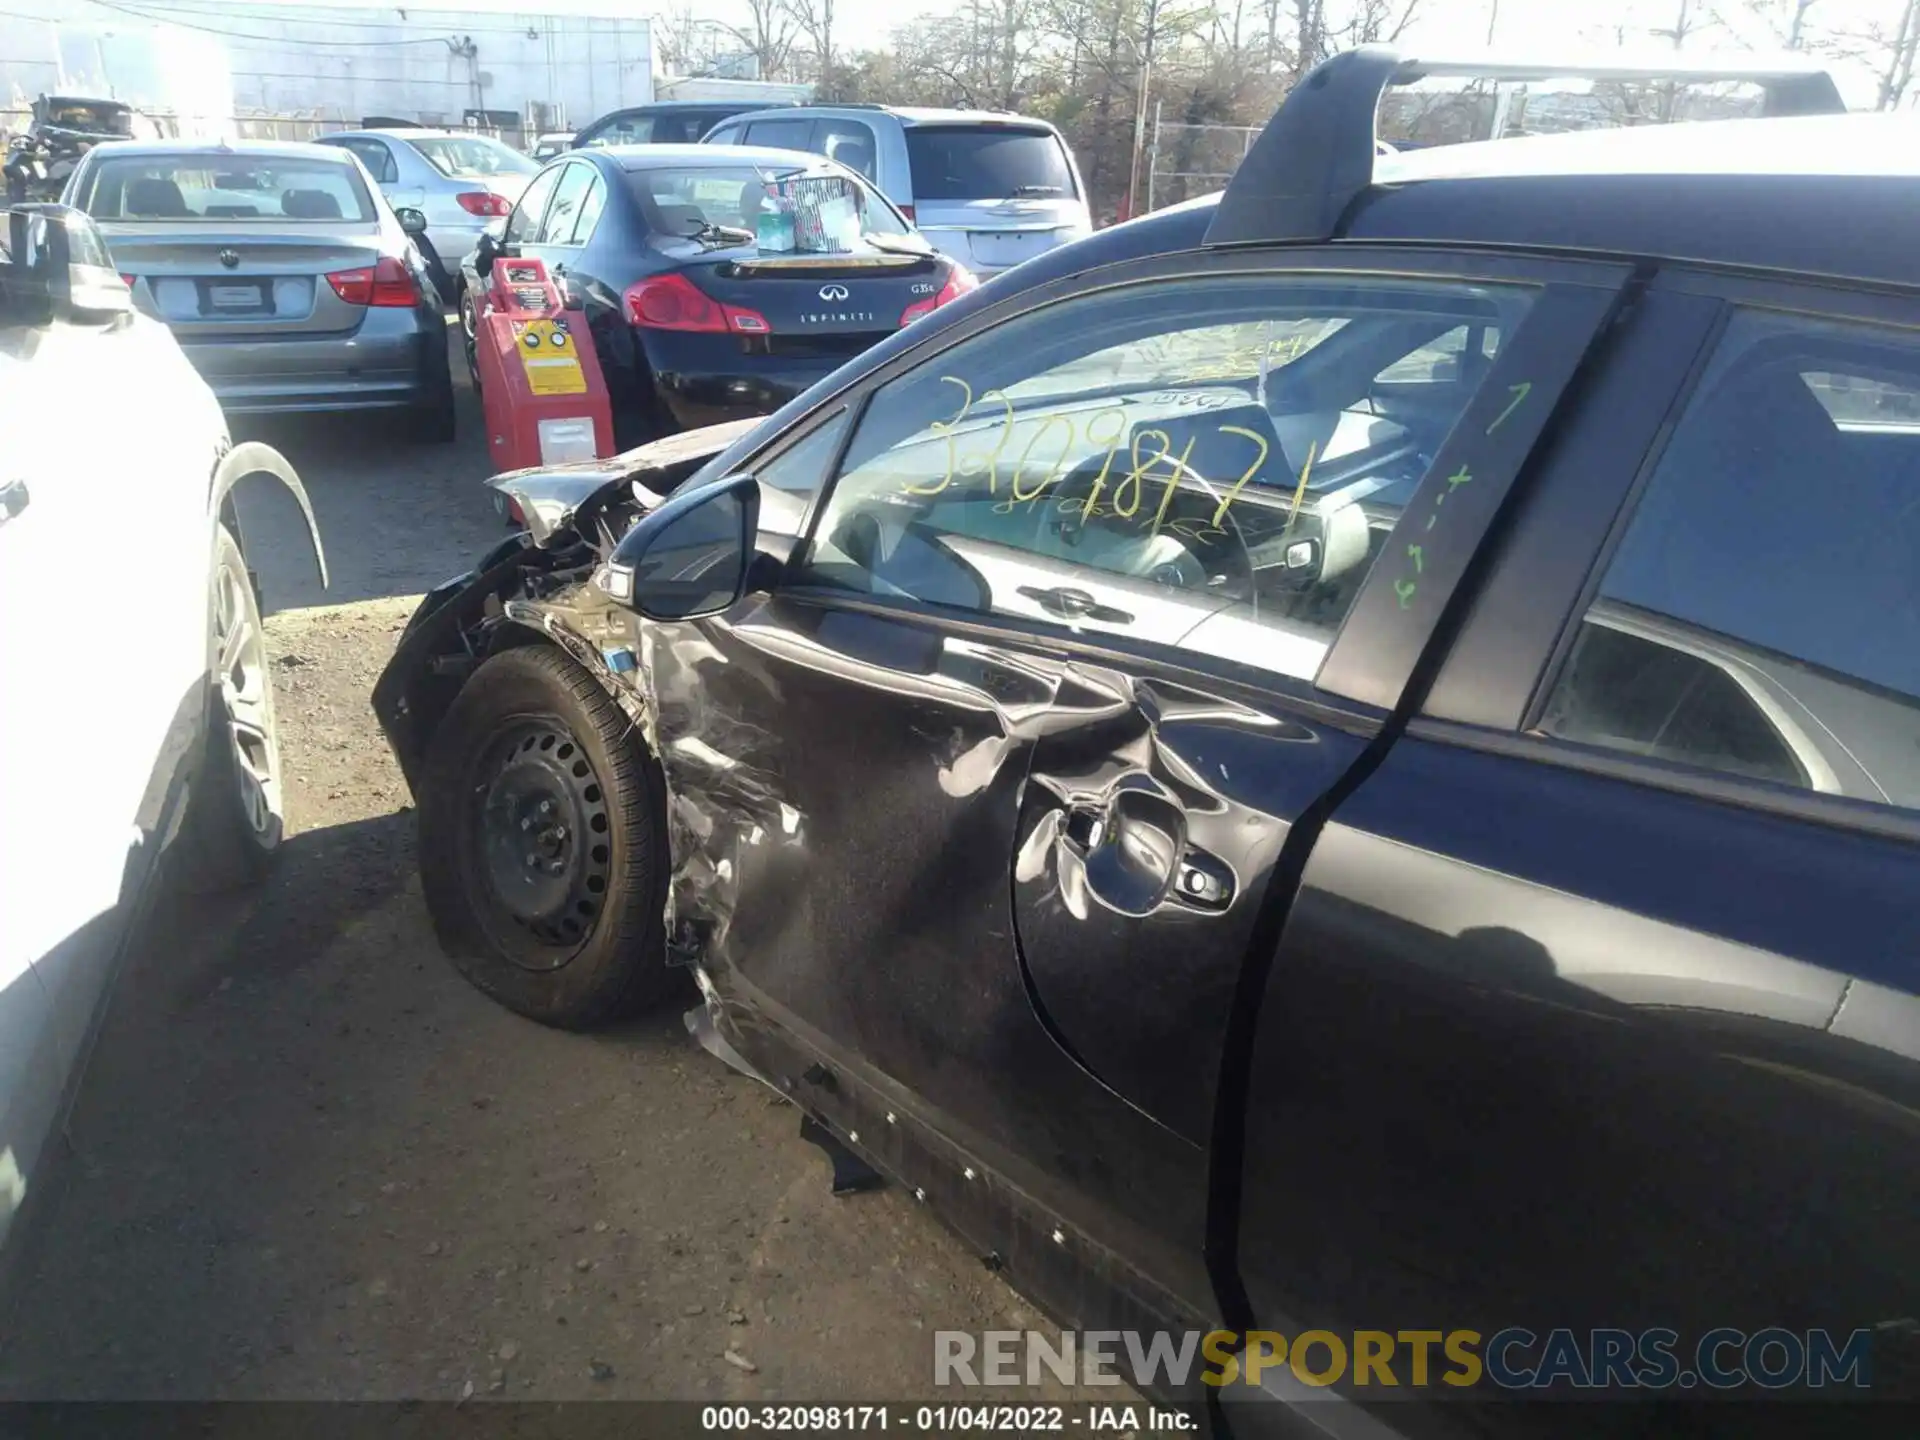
[[828, 137, 875, 180], [281, 189, 343, 220], [125, 177, 189, 217]]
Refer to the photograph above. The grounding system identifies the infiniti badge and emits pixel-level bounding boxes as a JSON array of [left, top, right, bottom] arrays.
[[818, 284, 850, 302]]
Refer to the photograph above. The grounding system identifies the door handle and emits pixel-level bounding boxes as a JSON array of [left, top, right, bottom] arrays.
[[0, 478, 29, 528], [1059, 791, 1234, 915], [1017, 585, 1132, 625]]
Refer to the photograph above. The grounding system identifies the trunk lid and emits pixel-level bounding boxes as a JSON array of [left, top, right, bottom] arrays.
[[662, 243, 945, 355], [101, 225, 386, 337]]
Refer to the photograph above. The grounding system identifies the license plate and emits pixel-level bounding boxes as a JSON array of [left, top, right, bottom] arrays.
[[208, 283, 265, 310]]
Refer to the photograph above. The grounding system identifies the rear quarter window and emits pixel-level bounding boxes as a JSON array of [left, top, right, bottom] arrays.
[[903, 125, 1076, 201]]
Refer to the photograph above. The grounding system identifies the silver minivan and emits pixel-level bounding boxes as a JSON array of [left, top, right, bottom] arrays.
[[702, 105, 1091, 278]]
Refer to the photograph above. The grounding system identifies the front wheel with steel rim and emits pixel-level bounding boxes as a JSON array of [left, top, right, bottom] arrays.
[[175, 523, 284, 892], [417, 644, 676, 1028]]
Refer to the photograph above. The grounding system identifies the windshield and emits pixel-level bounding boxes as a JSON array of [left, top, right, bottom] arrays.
[[627, 164, 910, 241], [76, 154, 376, 223], [408, 135, 537, 179], [904, 124, 1076, 201], [41, 99, 131, 135]]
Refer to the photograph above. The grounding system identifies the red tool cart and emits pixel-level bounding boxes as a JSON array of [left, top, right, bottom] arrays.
[[474, 256, 614, 472]]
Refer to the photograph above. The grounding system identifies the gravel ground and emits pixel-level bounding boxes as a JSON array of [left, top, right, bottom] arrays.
[[0, 341, 1089, 1404]]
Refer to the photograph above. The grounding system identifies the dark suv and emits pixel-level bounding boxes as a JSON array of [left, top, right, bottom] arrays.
[[378, 49, 1919, 1435], [568, 100, 796, 151]]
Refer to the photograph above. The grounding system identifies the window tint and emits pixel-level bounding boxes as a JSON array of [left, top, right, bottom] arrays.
[[1540, 308, 1920, 809], [538, 162, 595, 244], [77, 154, 374, 222], [568, 172, 607, 245], [583, 113, 651, 147], [743, 118, 817, 152], [755, 411, 850, 534], [816, 119, 878, 179], [904, 125, 1075, 201], [505, 165, 561, 246], [795, 276, 1533, 685], [408, 135, 535, 178], [336, 138, 396, 184]]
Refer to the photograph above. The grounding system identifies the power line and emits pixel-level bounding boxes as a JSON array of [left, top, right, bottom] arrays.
[[78, 0, 473, 46]]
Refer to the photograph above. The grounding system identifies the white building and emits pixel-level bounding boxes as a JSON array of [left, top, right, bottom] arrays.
[[1, 0, 651, 139]]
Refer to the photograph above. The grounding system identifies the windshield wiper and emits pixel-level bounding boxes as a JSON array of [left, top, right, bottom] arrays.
[[686, 220, 755, 248], [1011, 184, 1064, 197]]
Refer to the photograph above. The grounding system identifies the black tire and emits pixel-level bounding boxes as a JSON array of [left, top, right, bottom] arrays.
[[174, 524, 284, 893], [416, 644, 678, 1028], [459, 287, 481, 393]]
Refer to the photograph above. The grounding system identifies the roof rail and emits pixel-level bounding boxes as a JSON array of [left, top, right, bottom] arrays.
[[1204, 45, 1848, 248]]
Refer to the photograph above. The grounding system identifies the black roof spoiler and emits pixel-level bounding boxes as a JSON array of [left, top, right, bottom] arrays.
[[1204, 46, 1849, 248]]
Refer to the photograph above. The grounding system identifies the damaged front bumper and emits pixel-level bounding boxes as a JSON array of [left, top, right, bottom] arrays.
[[372, 418, 760, 793]]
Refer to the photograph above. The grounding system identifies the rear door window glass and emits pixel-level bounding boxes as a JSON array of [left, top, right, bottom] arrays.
[[1539, 308, 1920, 809], [743, 118, 818, 152], [335, 138, 397, 184], [816, 120, 879, 179], [904, 125, 1076, 200], [537, 162, 595, 245], [582, 113, 651, 147]]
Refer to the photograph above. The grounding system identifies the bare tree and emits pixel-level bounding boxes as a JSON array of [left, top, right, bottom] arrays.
[[1873, 0, 1920, 109], [721, 0, 800, 79], [782, 0, 838, 89]]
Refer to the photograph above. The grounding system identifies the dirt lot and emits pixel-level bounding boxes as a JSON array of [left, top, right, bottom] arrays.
[[0, 344, 1070, 1403]]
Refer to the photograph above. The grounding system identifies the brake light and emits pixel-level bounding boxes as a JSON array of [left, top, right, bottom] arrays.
[[119, 273, 135, 289], [898, 203, 915, 224], [624, 272, 770, 335], [326, 256, 419, 307], [456, 191, 513, 217], [899, 264, 979, 326]]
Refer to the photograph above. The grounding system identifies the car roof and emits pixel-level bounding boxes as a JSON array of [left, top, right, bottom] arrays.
[[1374, 112, 1920, 183], [774, 104, 1056, 130], [604, 143, 847, 173], [75, 138, 358, 162], [333, 128, 502, 142], [598, 100, 783, 116]]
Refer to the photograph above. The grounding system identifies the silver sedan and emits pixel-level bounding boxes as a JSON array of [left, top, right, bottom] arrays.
[[317, 129, 535, 300], [63, 139, 457, 439]]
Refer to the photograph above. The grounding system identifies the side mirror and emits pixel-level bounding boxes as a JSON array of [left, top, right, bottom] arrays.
[[473, 226, 502, 277], [395, 206, 428, 236], [3, 204, 131, 323], [598, 474, 759, 621]]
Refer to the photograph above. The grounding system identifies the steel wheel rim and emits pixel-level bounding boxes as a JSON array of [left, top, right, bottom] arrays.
[[214, 559, 280, 841], [472, 718, 612, 969]]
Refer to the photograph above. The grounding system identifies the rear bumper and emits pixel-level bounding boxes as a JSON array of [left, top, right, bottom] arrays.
[[178, 309, 448, 415], [637, 331, 849, 430]]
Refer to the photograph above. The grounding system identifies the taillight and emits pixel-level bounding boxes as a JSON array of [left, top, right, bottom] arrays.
[[898, 203, 916, 224], [326, 256, 419, 307], [899, 264, 979, 326], [624, 273, 769, 334], [119, 273, 135, 289], [455, 191, 513, 217]]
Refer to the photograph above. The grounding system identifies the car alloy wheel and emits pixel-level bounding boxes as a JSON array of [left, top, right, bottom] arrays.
[[474, 717, 613, 966], [212, 550, 281, 841]]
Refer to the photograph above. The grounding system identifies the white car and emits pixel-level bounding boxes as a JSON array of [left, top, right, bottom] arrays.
[[0, 202, 323, 1253]]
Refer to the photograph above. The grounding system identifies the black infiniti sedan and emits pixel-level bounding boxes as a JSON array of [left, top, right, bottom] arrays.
[[459, 143, 977, 448], [383, 49, 1920, 1437]]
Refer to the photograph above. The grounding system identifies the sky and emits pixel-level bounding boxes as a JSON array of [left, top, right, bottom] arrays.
[[809, 0, 1901, 105]]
